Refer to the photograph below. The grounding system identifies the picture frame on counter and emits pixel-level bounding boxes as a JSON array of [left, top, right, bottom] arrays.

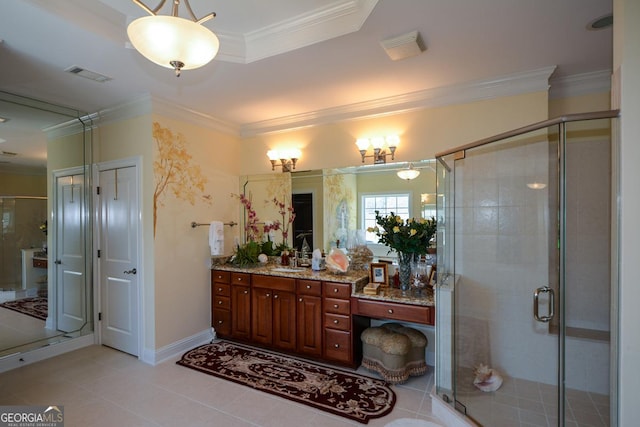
[[369, 263, 389, 286]]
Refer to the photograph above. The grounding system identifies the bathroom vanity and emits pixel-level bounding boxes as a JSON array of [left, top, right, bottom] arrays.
[[211, 264, 434, 367]]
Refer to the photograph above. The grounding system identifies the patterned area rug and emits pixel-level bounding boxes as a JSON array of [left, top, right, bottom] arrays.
[[177, 340, 396, 424], [0, 297, 47, 321]]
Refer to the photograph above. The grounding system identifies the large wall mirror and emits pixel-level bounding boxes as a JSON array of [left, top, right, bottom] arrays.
[[0, 91, 93, 358], [239, 159, 436, 261]]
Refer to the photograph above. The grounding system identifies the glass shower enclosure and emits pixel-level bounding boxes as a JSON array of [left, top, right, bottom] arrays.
[[435, 111, 619, 426]]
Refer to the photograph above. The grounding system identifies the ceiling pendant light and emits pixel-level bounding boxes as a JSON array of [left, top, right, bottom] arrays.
[[397, 163, 421, 181], [127, 0, 219, 77]]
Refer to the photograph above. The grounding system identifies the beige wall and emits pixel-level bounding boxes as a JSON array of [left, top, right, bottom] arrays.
[[0, 172, 46, 196], [238, 92, 549, 175], [151, 114, 241, 349], [549, 91, 611, 117]]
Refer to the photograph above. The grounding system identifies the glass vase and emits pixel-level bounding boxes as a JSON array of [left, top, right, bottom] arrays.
[[398, 252, 414, 294]]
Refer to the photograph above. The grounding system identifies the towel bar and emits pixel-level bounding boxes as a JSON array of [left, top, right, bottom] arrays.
[[191, 221, 237, 228]]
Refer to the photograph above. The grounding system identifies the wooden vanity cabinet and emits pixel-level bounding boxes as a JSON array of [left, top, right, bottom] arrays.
[[231, 274, 251, 340], [322, 281, 353, 364], [211, 271, 231, 337], [251, 275, 296, 351], [296, 279, 323, 357]]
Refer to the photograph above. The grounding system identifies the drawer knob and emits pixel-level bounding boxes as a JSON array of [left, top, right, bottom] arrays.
[[218, 287, 222, 292], [334, 344, 340, 348], [244, 290, 248, 294], [299, 298, 303, 302], [306, 285, 311, 289], [217, 320, 223, 324], [333, 288, 338, 293], [218, 275, 223, 279], [333, 304, 339, 309], [266, 293, 271, 297], [237, 278, 243, 282], [218, 301, 222, 305], [388, 309, 394, 314], [333, 319, 339, 324], [274, 294, 279, 299]]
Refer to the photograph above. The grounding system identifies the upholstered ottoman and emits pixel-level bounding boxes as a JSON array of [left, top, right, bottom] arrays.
[[361, 323, 428, 384]]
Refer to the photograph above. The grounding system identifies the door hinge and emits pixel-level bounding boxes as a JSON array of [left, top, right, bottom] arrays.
[[98, 312, 102, 321], [97, 249, 101, 258], [96, 186, 100, 195]]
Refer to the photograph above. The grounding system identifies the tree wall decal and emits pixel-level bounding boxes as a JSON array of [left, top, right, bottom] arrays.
[[153, 122, 211, 237]]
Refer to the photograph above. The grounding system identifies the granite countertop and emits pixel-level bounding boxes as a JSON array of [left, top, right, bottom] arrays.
[[211, 261, 434, 307], [353, 285, 434, 307], [211, 263, 369, 285]]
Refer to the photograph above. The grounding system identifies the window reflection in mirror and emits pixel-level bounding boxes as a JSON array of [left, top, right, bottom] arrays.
[[0, 91, 93, 357]]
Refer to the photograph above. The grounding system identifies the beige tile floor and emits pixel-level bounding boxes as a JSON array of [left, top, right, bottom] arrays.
[[0, 344, 444, 427]]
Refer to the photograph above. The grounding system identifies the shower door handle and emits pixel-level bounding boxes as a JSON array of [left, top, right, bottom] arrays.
[[533, 286, 554, 322]]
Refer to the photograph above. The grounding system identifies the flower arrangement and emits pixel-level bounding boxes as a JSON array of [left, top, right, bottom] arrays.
[[232, 193, 261, 242], [265, 197, 296, 252], [367, 211, 436, 256]]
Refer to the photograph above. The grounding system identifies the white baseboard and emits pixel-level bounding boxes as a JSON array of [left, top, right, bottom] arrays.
[[0, 333, 95, 373], [142, 329, 213, 366]]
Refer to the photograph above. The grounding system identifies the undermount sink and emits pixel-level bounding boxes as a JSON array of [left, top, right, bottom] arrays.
[[270, 267, 306, 273]]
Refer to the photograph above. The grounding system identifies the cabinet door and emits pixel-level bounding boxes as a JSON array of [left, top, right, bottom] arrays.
[[231, 285, 251, 340], [273, 291, 296, 351], [251, 287, 273, 345], [297, 294, 322, 357]]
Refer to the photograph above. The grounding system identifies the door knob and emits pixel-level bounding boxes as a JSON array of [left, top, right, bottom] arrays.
[[124, 268, 137, 275]]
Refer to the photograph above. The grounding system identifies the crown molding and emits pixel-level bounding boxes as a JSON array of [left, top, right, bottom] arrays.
[[549, 69, 612, 99], [240, 66, 557, 136], [82, 95, 240, 136], [215, 0, 378, 64]]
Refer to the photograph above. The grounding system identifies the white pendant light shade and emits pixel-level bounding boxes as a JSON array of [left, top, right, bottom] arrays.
[[397, 165, 421, 180], [127, 15, 219, 72]]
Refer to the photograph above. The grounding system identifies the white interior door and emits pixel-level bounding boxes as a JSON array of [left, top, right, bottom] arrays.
[[98, 165, 139, 356], [55, 172, 87, 332]]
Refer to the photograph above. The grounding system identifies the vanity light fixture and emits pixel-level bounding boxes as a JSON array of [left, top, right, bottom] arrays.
[[397, 163, 420, 180], [356, 135, 399, 164], [127, 0, 220, 77], [267, 148, 301, 172]]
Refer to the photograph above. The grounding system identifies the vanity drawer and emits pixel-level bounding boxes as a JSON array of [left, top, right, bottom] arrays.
[[298, 279, 322, 296], [252, 274, 295, 292], [213, 308, 231, 336], [324, 297, 351, 315], [213, 283, 230, 297], [324, 313, 350, 331], [212, 271, 230, 283], [324, 329, 351, 363], [214, 296, 230, 310], [33, 258, 48, 269], [323, 282, 351, 299], [231, 272, 251, 285], [353, 298, 433, 325]]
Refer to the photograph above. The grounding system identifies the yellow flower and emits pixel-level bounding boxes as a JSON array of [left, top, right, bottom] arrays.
[[395, 215, 402, 223], [410, 229, 417, 236], [393, 226, 400, 233]]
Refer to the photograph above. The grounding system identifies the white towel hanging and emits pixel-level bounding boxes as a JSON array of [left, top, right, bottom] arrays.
[[209, 221, 224, 255]]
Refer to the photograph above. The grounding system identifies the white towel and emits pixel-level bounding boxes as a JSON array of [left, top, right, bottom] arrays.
[[209, 221, 224, 255]]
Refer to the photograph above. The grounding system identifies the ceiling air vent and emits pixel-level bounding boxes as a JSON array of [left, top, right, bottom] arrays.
[[1, 150, 18, 157], [380, 31, 426, 61], [65, 65, 112, 83]]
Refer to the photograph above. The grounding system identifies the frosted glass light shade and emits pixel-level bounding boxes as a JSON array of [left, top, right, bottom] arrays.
[[127, 15, 219, 70], [356, 138, 370, 151], [397, 168, 420, 180]]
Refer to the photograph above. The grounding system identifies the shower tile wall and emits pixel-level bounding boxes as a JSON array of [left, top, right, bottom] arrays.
[[454, 135, 557, 387], [453, 124, 611, 399]]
